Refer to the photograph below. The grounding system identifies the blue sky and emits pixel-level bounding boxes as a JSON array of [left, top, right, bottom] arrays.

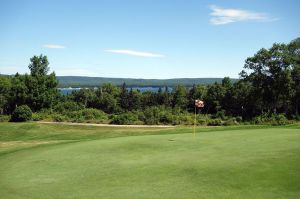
[[0, 0, 299, 78]]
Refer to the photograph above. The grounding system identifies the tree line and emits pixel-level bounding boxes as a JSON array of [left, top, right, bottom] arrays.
[[0, 38, 299, 125]]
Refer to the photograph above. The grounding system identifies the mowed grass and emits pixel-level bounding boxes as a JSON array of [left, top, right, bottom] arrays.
[[0, 123, 300, 198]]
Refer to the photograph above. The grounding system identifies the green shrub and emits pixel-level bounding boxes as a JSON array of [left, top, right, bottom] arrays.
[[170, 113, 193, 125], [0, 115, 10, 122], [33, 109, 53, 121], [110, 112, 140, 125], [254, 113, 290, 125], [79, 108, 108, 121], [273, 114, 289, 126], [236, 116, 243, 123], [179, 114, 194, 125], [254, 113, 270, 124], [10, 105, 32, 122], [171, 115, 181, 125], [135, 111, 145, 122], [66, 108, 108, 123], [215, 110, 226, 120], [207, 118, 222, 126], [254, 113, 292, 126], [143, 107, 160, 125], [197, 117, 207, 126], [54, 101, 83, 114], [52, 114, 65, 122], [159, 111, 173, 124], [32, 113, 44, 121], [223, 118, 238, 126]]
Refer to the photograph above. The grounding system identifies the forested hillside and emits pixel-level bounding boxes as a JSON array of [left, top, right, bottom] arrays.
[[2, 74, 235, 88], [56, 76, 229, 87]]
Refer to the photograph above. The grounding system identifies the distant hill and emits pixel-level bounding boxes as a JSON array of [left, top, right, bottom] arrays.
[[1, 74, 238, 87], [56, 76, 238, 88]]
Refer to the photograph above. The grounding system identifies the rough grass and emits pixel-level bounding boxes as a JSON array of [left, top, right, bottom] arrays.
[[0, 122, 299, 198]]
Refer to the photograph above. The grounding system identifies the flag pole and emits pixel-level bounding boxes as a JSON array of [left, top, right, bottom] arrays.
[[194, 99, 204, 137], [194, 106, 196, 137]]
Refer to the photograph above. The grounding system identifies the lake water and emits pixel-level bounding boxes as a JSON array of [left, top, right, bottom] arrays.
[[59, 87, 173, 95]]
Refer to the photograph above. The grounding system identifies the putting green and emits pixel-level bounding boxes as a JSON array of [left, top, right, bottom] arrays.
[[0, 125, 300, 198]]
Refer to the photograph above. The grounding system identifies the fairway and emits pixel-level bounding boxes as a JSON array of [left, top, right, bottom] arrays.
[[0, 123, 300, 198]]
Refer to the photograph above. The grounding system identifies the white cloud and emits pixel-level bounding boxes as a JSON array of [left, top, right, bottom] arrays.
[[209, 5, 277, 25], [43, 44, 66, 49], [105, 49, 165, 58]]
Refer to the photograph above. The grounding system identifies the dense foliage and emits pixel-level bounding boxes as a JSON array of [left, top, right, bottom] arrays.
[[10, 105, 32, 122], [0, 38, 299, 125]]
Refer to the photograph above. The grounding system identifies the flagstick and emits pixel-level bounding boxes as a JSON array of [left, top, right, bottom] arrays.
[[194, 106, 196, 137]]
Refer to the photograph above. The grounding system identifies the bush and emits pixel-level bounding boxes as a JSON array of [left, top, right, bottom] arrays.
[[254, 113, 290, 125], [236, 116, 243, 123], [54, 101, 83, 114], [274, 114, 289, 125], [52, 114, 65, 122], [143, 107, 160, 125], [33, 109, 53, 121], [207, 118, 222, 126], [0, 115, 10, 122], [11, 105, 32, 122], [179, 114, 194, 125], [79, 108, 108, 121], [110, 112, 141, 125], [223, 118, 238, 126], [32, 113, 44, 121], [197, 117, 207, 126], [67, 108, 108, 123], [159, 110, 173, 124], [215, 110, 226, 120]]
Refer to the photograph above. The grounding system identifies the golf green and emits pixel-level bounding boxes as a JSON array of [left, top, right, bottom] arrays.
[[0, 123, 300, 198]]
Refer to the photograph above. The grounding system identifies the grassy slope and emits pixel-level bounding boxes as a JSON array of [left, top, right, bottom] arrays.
[[0, 123, 300, 198]]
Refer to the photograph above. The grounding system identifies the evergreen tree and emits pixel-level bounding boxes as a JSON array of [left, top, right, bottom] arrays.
[[120, 83, 130, 111]]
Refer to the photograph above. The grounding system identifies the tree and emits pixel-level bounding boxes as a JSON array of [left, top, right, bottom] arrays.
[[243, 48, 272, 114], [28, 54, 49, 76], [289, 38, 300, 115], [224, 80, 252, 118], [71, 89, 95, 108], [291, 65, 300, 116], [119, 83, 130, 111], [100, 92, 118, 113], [9, 74, 27, 111], [162, 86, 171, 107], [101, 83, 120, 97], [156, 87, 164, 105], [205, 82, 226, 114], [172, 85, 188, 110], [25, 55, 58, 111], [242, 43, 293, 115], [128, 88, 141, 110], [95, 84, 120, 113], [140, 92, 157, 108], [0, 76, 11, 114], [187, 84, 206, 112]]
